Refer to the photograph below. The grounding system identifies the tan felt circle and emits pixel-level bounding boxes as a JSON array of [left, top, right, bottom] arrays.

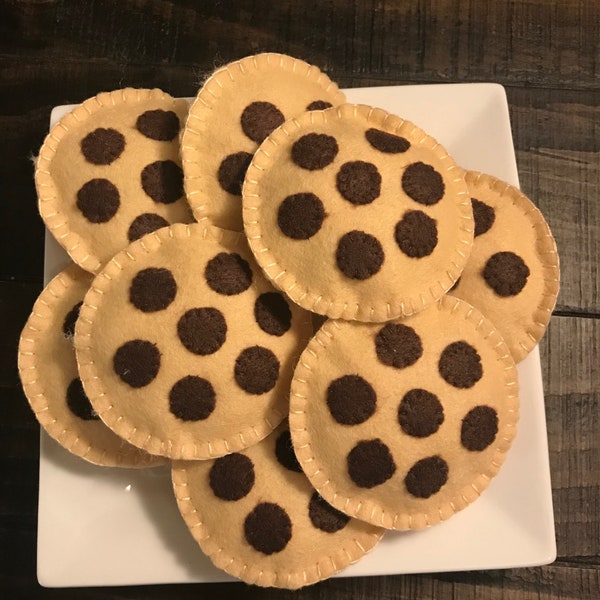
[[289, 295, 519, 530], [17, 264, 164, 468], [243, 104, 474, 322], [450, 171, 560, 363], [36, 88, 193, 274], [75, 223, 313, 460], [181, 53, 345, 232], [171, 422, 383, 589]]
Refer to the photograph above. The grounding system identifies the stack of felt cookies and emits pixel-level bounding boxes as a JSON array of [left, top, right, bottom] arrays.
[[18, 53, 559, 589]]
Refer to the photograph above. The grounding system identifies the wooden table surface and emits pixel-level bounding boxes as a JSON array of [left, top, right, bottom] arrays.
[[1, 1, 598, 598]]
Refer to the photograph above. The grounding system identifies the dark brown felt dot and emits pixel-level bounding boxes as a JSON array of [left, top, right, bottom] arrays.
[[439, 341, 483, 388], [136, 110, 180, 141], [336, 161, 382, 205], [141, 160, 184, 204], [308, 491, 350, 533], [483, 251, 530, 297], [291, 133, 339, 170], [335, 230, 384, 280], [398, 388, 444, 438], [127, 213, 170, 242], [234, 346, 280, 395], [205, 252, 253, 296], [76, 178, 120, 223], [113, 339, 160, 388], [365, 128, 410, 153], [62, 301, 83, 339], [402, 162, 445, 206], [177, 307, 227, 355], [209, 453, 255, 500], [66, 377, 99, 421], [240, 101, 285, 144], [254, 292, 292, 336], [404, 455, 449, 499], [306, 100, 333, 111], [347, 439, 396, 488], [80, 128, 125, 165], [169, 375, 216, 421], [277, 193, 325, 239], [394, 210, 438, 258], [217, 152, 253, 196], [461, 405, 499, 451], [471, 197, 496, 237], [244, 502, 292, 555], [326, 375, 376, 425], [275, 429, 303, 473], [375, 323, 423, 369], [129, 267, 177, 312]]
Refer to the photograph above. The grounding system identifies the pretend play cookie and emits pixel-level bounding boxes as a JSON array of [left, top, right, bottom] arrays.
[[172, 422, 383, 589], [75, 223, 312, 460], [450, 171, 560, 362], [181, 53, 345, 231], [36, 88, 192, 274], [290, 295, 518, 530], [18, 264, 163, 467], [243, 104, 474, 322]]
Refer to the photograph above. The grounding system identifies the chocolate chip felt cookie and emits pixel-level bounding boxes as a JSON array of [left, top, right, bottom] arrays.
[[289, 294, 518, 530], [171, 422, 383, 589], [75, 223, 313, 459], [35, 88, 192, 274], [17, 264, 164, 467], [180, 53, 345, 231], [243, 103, 474, 322], [449, 171, 560, 363]]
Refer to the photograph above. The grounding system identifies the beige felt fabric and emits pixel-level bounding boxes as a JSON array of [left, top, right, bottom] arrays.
[[450, 171, 560, 362], [17, 264, 164, 468], [36, 88, 192, 274], [290, 295, 519, 530], [181, 53, 345, 231], [171, 422, 383, 589], [244, 104, 474, 322]]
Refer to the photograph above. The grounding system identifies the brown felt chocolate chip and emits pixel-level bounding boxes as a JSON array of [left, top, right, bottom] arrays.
[[439, 341, 483, 388], [113, 339, 160, 388], [274, 429, 303, 473], [335, 230, 384, 280], [483, 251, 530, 297], [277, 193, 325, 239], [129, 267, 177, 312], [62, 301, 83, 339], [326, 375, 376, 425], [306, 100, 333, 111], [80, 128, 125, 165], [234, 346, 280, 395], [177, 307, 227, 355], [141, 160, 183, 204], [405, 455, 449, 498], [461, 405, 499, 451], [375, 323, 423, 369], [398, 388, 444, 438], [365, 128, 410, 154], [395, 210, 438, 258], [169, 375, 216, 421], [241, 101, 285, 143], [76, 179, 120, 223], [308, 491, 350, 533], [205, 252, 253, 296], [347, 439, 396, 488], [291, 133, 339, 170], [336, 161, 382, 205], [402, 162, 445, 206], [217, 152, 253, 196], [136, 110, 180, 141], [209, 453, 255, 501], [127, 213, 169, 242], [471, 197, 496, 237], [244, 502, 292, 555], [254, 292, 292, 336], [66, 377, 99, 421]]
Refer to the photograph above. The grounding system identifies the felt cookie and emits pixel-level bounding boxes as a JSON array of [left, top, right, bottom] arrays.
[[75, 223, 312, 460], [450, 171, 560, 362], [172, 422, 383, 589], [243, 104, 473, 322], [181, 53, 345, 231], [17, 264, 163, 467], [36, 88, 192, 274], [289, 295, 518, 530]]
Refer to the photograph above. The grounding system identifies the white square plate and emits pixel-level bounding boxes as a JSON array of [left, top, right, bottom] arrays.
[[38, 83, 556, 587]]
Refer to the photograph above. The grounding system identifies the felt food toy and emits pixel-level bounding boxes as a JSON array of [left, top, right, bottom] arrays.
[[36, 88, 192, 274], [181, 53, 346, 231]]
